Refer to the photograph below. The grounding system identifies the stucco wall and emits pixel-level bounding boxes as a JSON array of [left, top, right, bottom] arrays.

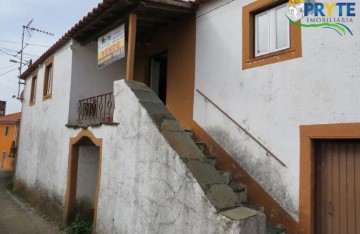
[[76, 145, 99, 208], [68, 41, 126, 122], [194, 0, 360, 220], [16, 41, 76, 210], [89, 80, 261, 233], [17, 51, 262, 232]]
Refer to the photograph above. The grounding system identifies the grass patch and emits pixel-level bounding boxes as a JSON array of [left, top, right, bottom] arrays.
[[6, 181, 14, 191], [66, 214, 93, 234]]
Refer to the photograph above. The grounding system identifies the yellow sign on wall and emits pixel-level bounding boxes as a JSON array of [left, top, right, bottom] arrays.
[[98, 24, 125, 69]]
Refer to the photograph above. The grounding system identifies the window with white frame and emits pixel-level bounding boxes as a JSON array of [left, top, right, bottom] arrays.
[[255, 3, 290, 57]]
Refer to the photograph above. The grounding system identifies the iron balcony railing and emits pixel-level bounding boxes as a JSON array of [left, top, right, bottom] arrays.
[[78, 92, 114, 123]]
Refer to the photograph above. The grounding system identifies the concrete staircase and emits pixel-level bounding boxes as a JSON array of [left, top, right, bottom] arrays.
[[189, 133, 286, 234], [125, 80, 284, 233]]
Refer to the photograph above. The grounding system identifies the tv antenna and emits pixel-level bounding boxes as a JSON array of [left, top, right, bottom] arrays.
[[15, 19, 54, 100]]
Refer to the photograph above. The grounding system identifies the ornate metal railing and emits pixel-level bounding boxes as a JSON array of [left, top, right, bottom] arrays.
[[78, 92, 114, 123]]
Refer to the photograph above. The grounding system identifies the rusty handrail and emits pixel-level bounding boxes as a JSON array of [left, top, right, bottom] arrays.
[[196, 89, 287, 168]]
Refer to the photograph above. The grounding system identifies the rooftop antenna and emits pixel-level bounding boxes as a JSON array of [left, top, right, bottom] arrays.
[[15, 19, 54, 100]]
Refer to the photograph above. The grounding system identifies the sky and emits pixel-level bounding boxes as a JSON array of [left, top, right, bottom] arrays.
[[0, 0, 102, 115]]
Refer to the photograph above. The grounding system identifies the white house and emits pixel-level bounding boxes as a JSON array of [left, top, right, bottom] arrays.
[[16, 0, 360, 233]]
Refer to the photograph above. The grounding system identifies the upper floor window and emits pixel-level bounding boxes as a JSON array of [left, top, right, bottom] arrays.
[[43, 59, 53, 100], [30, 73, 37, 105], [242, 0, 302, 70], [255, 3, 290, 57], [5, 127, 10, 136]]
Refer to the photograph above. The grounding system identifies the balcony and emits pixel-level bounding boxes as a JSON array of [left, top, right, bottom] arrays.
[[67, 92, 116, 128]]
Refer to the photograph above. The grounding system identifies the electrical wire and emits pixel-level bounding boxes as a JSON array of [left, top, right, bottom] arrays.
[[0, 64, 18, 70], [0, 47, 39, 58], [0, 68, 18, 78], [0, 39, 50, 48]]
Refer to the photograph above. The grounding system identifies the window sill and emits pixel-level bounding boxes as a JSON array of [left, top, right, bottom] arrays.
[[43, 94, 52, 101], [243, 48, 301, 70]]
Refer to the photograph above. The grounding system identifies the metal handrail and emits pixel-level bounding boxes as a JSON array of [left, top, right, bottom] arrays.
[[196, 89, 287, 168]]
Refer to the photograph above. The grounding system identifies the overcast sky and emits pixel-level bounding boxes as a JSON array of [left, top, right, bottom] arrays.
[[0, 0, 102, 114]]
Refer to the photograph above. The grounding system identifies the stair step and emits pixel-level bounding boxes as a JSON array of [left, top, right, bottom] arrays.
[[266, 224, 285, 234], [230, 184, 246, 192], [194, 141, 212, 155], [184, 129, 193, 138], [204, 158, 217, 166], [218, 171, 231, 185], [195, 141, 206, 153], [205, 184, 242, 211], [204, 154, 217, 160], [229, 184, 247, 203], [219, 206, 259, 221], [243, 203, 265, 213]]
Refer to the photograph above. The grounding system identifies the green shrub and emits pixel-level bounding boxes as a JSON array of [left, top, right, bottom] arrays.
[[66, 214, 93, 234]]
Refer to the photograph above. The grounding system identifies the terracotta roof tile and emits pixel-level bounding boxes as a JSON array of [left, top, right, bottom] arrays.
[[20, 0, 117, 79], [20, 0, 196, 79], [0, 112, 21, 122]]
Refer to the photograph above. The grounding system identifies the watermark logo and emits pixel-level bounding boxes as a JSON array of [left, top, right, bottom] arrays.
[[286, 0, 355, 35]]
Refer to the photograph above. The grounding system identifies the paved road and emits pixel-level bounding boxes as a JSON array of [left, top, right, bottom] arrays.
[[0, 169, 63, 234]]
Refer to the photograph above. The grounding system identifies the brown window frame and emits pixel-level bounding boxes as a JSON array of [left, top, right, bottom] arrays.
[[30, 72, 38, 106], [43, 58, 54, 100], [242, 0, 302, 70]]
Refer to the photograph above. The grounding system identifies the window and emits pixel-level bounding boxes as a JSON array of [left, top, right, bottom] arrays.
[[255, 3, 289, 57], [43, 59, 53, 99], [5, 127, 10, 136], [30, 73, 37, 105], [243, 0, 302, 69]]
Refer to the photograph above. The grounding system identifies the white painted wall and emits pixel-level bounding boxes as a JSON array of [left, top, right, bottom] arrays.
[[16, 41, 77, 207], [17, 39, 262, 232], [16, 39, 124, 209], [194, 0, 360, 220], [69, 41, 126, 122], [90, 80, 261, 233], [76, 145, 99, 208]]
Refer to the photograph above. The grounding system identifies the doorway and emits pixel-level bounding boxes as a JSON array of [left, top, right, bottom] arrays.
[[314, 140, 360, 234], [149, 52, 167, 104], [64, 130, 102, 232]]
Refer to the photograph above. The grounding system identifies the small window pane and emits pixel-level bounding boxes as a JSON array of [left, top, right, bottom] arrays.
[[256, 12, 269, 56], [47, 66, 52, 94], [33, 78, 37, 100], [30, 76, 37, 103], [276, 5, 290, 50]]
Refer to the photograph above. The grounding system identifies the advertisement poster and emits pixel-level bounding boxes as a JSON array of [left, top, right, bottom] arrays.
[[98, 24, 125, 69]]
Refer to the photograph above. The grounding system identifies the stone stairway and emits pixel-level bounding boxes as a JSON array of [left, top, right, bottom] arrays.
[[125, 80, 283, 233], [163, 123, 265, 227], [188, 132, 286, 234]]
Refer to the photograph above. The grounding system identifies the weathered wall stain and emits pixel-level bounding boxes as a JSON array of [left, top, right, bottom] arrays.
[[206, 126, 298, 219]]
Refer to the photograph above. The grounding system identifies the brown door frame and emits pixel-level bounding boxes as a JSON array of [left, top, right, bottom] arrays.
[[299, 123, 360, 234], [63, 130, 103, 232]]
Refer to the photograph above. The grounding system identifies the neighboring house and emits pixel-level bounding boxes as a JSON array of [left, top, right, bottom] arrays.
[[0, 112, 21, 170], [15, 0, 360, 233]]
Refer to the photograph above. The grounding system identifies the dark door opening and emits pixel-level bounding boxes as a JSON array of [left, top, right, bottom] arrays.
[[149, 52, 167, 104], [65, 133, 102, 232]]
